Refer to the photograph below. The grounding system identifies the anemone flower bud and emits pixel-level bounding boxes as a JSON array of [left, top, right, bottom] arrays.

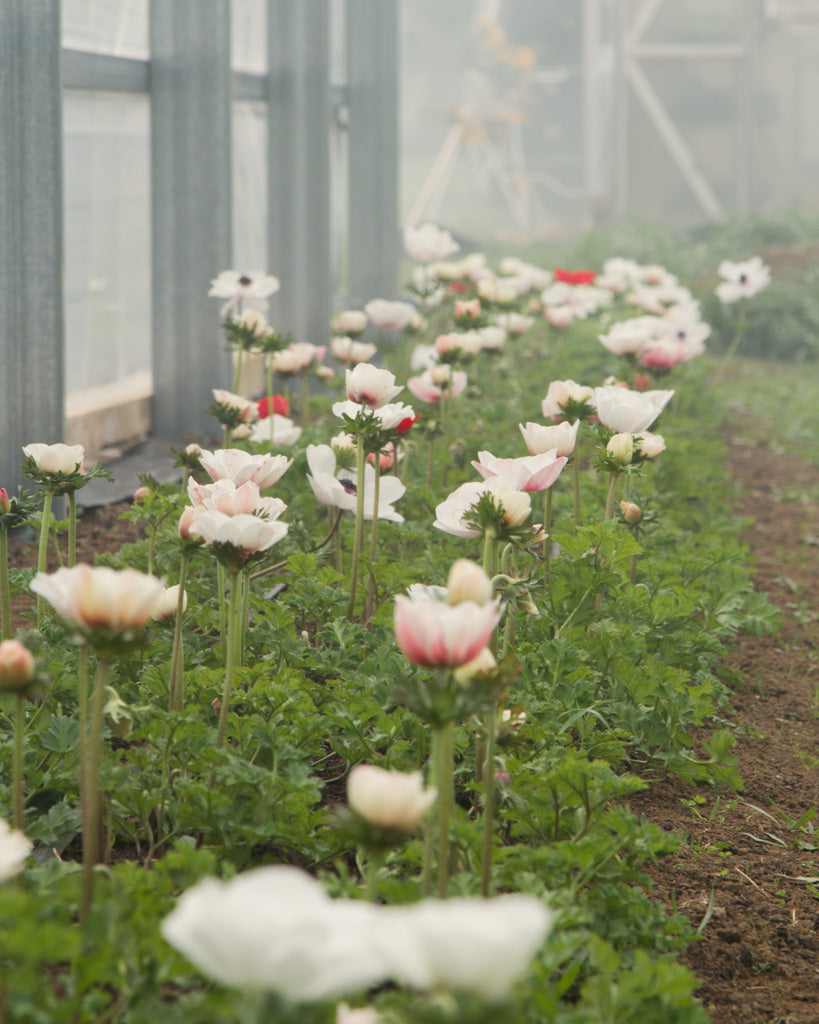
[[446, 559, 493, 607], [151, 584, 188, 621], [347, 765, 437, 832], [133, 485, 151, 503], [453, 646, 497, 685], [606, 433, 634, 466], [490, 484, 531, 527], [620, 500, 642, 524], [178, 506, 203, 542], [519, 420, 579, 458], [0, 640, 35, 692], [634, 431, 666, 459], [0, 489, 10, 514]]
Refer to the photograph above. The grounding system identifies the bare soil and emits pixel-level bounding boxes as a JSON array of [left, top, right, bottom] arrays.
[[7, 430, 819, 1022]]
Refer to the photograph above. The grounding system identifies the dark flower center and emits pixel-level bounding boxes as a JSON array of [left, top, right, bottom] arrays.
[[340, 478, 357, 495], [238, 274, 252, 287], [739, 273, 748, 284]]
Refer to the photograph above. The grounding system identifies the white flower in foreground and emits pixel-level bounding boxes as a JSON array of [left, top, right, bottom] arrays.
[[345, 364, 403, 408], [404, 222, 459, 264], [162, 865, 552, 1002], [199, 448, 292, 489], [31, 565, 165, 636], [208, 269, 280, 317], [363, 299, 417, 332], [0, 818, 32, 882], [715, 255, 771, 303], [336, 1004, 380, 1024], [161, 867, 400, 1000], [385, 893, 552, 999], [592, 386, 674, 434], [249, 414, 303, 447], [519, 420, 579, 458], [347, 765, 437, 832], [22, 442, 85, 476]]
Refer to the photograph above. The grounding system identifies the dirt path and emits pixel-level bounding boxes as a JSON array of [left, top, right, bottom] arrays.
[[629, 434, 819, 1023]]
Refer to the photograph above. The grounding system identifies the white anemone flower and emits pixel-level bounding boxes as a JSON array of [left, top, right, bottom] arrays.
[[403, 222, 459, 264], [592, 386, 674, 434], [306, 445, 405, 522], [208, 269, 280, 318], [249, 414, 303, 447], [0, 818, 32, 882], [190, 510, 288, 556], [363, 299, 417, 332], [22, 442, 85, 476], [715, 255, 771, 303]]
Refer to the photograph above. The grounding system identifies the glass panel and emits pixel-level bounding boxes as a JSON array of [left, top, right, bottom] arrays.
[[62, 0, 149, 58], [232, 101, 268, 272], [63, 91, 151, 395], [232, 0, 267, 72]]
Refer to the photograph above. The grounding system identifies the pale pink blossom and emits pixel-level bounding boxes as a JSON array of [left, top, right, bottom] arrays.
[[472, 450, 567, 493], [394, 590, 500, 669], [408, 367, 467, 404], [544, 305, 573, 329], [634, 431, 666, 459], [541, 379, 595, 420], [199, 448, 292, 490], [519, 420, 579, 457], [190, 510, 288, 555], [363, 299, 417, 332], [332, 337, 377, 365], [332, 310, 368, 336], [0, 640, 35, 691]]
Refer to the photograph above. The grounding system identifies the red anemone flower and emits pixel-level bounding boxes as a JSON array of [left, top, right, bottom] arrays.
[[257, 395, 290, 419], [397, 414, 420, 436], [554, 268, 597, 285]]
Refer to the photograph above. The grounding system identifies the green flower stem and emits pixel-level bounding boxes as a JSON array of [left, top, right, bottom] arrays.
[[217, 563, 227, 654], [422, 726, 440, 897], [240, 569, 250, 667], [630, 525, 640, 585], [68, 491, 77, 568], [717, 298, 748, 378], [36, 491, 53, 626], [266, 359, 276, 450], [300, 373, 310, 429], [224, 425, 233, 448], [426, 436, 435, 486], [436, 718, 455, 900], [347, 438, 367, 620], [169, 554, 188, 713], [364, 456, 382, 624], [232, 343, 244, 394], [12, 696, 25, 833], [365, 849, 383, 902], [81, 656, 110, 923], [1, 530, 11, 640], [333, 513, 344, 574], [604, 470, 619, 522], [543, 487, 553, 579], [573, 452, 581, 533], [480, 703, 497, 899], [214, 569, 241, 753]]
